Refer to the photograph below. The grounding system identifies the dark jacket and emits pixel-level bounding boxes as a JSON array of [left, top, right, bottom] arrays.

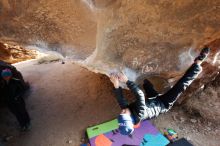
[[114, 81, 167, 125], [1, 78, 25, 104]]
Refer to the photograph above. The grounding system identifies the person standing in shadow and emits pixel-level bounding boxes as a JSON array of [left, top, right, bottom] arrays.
[[1, 68, 31, 131]]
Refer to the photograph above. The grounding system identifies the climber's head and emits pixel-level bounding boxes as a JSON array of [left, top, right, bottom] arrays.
[[117, 108, 134, 135], [1, 68, 12, 81]]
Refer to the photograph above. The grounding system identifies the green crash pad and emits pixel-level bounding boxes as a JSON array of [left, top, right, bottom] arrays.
[[86, 119, 118, 139]]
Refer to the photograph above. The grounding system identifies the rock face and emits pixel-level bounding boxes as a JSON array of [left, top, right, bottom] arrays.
[[0, 1, 220, 113], [0, 0, 97, 59], [0, 42, 36, 64], [186, 73, 220, 124], [87, 0, 220, 76], [0, 0, 220, 77]]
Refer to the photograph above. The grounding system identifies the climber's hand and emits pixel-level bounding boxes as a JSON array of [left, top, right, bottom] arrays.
[[110, 73, 119, 88], [118, 72, 128, 83]]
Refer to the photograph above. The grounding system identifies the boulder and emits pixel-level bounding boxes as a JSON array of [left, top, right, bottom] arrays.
[[0, 0, 220, 105], [0, 42, 37, 64]]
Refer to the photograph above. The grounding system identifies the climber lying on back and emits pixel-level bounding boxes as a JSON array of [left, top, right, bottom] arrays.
[[110, 47, 210, 135]]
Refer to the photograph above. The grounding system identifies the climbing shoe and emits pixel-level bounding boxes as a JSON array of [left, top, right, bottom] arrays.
[[194, 47, 210, 62]]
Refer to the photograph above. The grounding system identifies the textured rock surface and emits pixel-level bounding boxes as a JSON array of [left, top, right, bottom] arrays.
[[186, 73, 220, 124], [0, 0, 220, 124], [0, 0, 96, 59], [0, 42, 36, 64], [1, 0, 220, 78], [0, 2, 220, 145], [85, 0, 220, 75]]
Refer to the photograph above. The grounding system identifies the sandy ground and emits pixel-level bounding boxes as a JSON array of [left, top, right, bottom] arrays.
[[0, 60, 219, 146]]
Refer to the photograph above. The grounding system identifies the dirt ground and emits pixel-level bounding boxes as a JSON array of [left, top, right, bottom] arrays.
[[0, 60, 219, 146]]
